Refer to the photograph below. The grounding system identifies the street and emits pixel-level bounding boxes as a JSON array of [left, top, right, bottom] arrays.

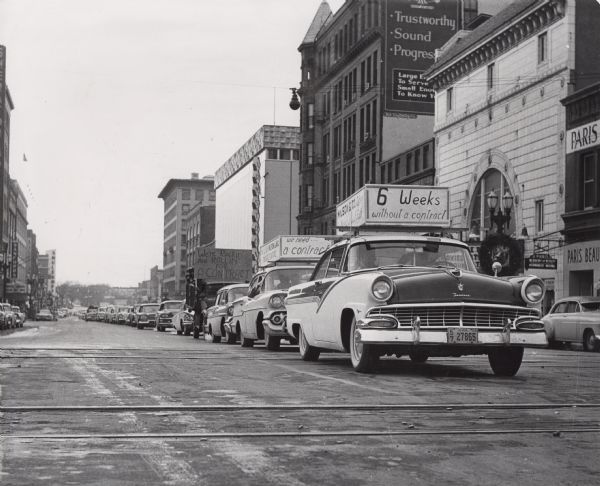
[[0, 317, 599, 485]]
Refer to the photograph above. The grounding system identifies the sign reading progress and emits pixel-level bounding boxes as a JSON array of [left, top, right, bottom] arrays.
[[384, 0, 459, 115], [260, 236, 332, 267], [337, 185, 450, 228]]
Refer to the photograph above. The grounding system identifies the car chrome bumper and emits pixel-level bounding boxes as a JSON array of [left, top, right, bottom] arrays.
[[262, 312, 287, 336], [356, 327, 548, 347]]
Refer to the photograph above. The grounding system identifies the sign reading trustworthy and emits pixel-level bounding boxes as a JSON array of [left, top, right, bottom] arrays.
[[336, 184, 450, 228], [259, 236, 332, 267]]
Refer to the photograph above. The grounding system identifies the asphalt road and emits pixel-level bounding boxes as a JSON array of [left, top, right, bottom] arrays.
[[1, 317, 599, 485]]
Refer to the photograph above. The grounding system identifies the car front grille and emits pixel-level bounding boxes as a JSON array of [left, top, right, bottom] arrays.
[[367, 303, 540, 328]]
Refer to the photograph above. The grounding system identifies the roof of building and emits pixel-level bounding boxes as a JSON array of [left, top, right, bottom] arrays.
[[425, 0, 541, 77], [301, 1, 333, 46], [157, 176, 214, 200]]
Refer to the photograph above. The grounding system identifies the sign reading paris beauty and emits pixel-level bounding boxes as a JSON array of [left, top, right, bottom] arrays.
[[384, 0, 459, 115], [336, 184, 450, 228]]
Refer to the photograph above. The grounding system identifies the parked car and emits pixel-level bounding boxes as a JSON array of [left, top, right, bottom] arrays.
[[172, 302, 195, 336], [115, 306, 131, 324], [134, 303, 160, 329], [543, 297, 600, 351], [85, 305, 98, 321], [36, 308, 56, 321], [231, 267, 313, 349], [127, 306, 137, 326], [205, 284, 249, 343], [156, 300, 182, 332], [105, 305, 117, 323], [12, 306, 25, 327], [192, 281, 240, 339], [96, 306, 107, 322], [285, 234, 547, 376], [0, 303, 15, 329], [57, 308, 68, 318]]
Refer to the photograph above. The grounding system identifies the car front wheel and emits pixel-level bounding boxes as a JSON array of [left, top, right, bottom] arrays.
[[583, 330, 599, 352], [298, 326, 320, 361], [488, 347, 524, 376], [349, 318, 378, 372]]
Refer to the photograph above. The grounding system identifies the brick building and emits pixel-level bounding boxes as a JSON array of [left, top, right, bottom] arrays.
[[296, 0, 479, 235], [158, 174, 215, 299]]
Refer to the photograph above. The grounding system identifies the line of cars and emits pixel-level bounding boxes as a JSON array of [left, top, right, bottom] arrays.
[[0, 303, 26, 330], [83, 301, 194, 334]]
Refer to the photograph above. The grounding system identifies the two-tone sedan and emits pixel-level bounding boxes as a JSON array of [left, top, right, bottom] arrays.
[[205, 284, 249, 343], [134, 303, 160, 330], [85, 306, 98, 321], [543, 297, 600, 351], [172, 302, 194, 336], [115, 306, 131, 325], [96, 306, 107, 322], [156, 300, 183, 332], [233, 266, 313, 350], [285, 234, 547, 376]]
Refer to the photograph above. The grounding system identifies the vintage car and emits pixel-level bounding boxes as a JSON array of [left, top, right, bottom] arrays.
[[115, 306, 131, 325], [127, 306, 137, 326], [205, 284, 249, 343], [0, 303, 16, 329], [96, 306, 107, 322], [192, 281, 240, 339], [285, 234, 547, 376], [231, 266, 313, 350], [12, 306, 25, 327], [36, 308, 56, 321], [156, 300, 183, 332], [172, 302, 194, 336], [134, 303, 160, 329], [105, 305, 117, 323], [543, 296, 600, 351], [84, 306, 98, 321]]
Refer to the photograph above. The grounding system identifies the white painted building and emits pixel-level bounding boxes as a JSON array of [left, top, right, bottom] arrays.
[[214, 125, 300, 271], [424, 0, 600, 309]]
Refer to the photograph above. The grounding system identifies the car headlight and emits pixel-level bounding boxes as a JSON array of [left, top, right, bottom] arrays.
[[371, 276, 394, 301], [269, 294, 285, 309], [521, 277, 545, 304]]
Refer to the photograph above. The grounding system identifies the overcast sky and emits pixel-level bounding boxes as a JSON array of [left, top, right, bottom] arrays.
[[0, 0, 346, 286]]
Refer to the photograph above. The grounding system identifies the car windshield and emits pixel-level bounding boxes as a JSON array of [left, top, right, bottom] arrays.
[[228, 287, 248, 301], [264, 268, 313, 291], [161, 302, 181, 310], [345, 241, 477, 272], [140, 305, 159, 312], [581, 302, 600, 312]]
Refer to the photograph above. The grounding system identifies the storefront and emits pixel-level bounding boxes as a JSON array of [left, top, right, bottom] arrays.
[[561, 82, 600, 297]]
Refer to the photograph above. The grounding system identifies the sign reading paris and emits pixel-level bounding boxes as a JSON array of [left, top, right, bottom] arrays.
[[384, 0, 460, 115]]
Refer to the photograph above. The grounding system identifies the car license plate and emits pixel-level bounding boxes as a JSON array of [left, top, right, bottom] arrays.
[[447, 327, 478, 344]]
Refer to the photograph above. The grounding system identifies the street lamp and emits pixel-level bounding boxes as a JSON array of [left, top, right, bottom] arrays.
[[289, 88, 300, 110], [487, 189, 514, 233]]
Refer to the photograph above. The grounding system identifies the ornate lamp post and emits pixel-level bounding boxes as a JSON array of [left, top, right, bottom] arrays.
[[487, 189, 514, 234]]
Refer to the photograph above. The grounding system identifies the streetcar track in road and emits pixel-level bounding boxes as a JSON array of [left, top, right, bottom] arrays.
[[2, 402, 599, 413], [5, 426, 600, 440]]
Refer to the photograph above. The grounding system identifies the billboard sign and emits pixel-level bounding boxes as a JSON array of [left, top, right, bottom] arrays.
[[193, 248, 253, 283], [384, 0, 459, 115], [259, 236, 332, 267], [10, 241, 18, 279], [337, 184, 450, 228]]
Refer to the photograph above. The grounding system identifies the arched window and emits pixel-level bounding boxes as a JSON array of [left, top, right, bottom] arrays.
[[469, 169, 515, 241]]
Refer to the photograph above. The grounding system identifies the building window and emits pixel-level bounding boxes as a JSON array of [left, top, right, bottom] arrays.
[[423, 144, 430, 169], [538, 32, 548, 64], [267, 148, 278, 159], [280, 149, 291, 160], [373, 50, 378, 86], [535, 200, 544, 234], [182, 204, 190, 215], [307, 103, 314, 129], [292, 149, 299, 160], [307, 143, 314, 166], [414, 149, 421, 173], [446, 87, 453, 113], [306, 185, 313, 209], [487, 63, 495, 91], [406, 153, 412, 175], [583, 153, 597, 209], [359, 159, 364, 186], [182, 189, 190, 200]]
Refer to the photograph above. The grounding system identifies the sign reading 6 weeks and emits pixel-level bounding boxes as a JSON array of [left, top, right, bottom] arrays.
[[336, 184, 450, 228]]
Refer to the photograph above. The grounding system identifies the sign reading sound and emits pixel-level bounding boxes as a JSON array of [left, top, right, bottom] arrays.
[[384, 0, 459, 115]]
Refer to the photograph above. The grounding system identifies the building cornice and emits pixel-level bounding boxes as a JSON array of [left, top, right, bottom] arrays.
[[425, 0, 565, 91]]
